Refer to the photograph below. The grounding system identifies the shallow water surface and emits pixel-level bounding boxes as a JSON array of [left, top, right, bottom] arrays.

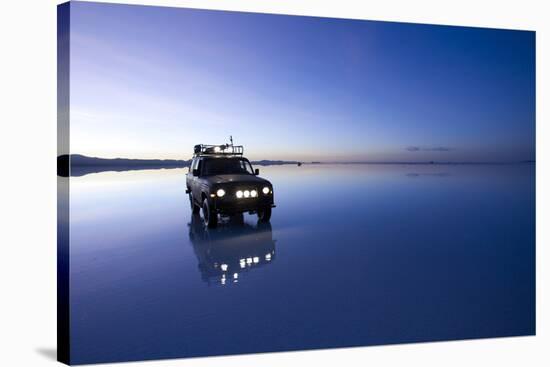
[[68, 164, 535, 364]]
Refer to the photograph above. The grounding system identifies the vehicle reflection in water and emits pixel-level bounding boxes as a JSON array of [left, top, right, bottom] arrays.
[[188, 213, 276, 286]]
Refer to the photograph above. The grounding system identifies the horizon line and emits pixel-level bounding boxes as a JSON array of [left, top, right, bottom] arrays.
[[60, 154, 536, 165]]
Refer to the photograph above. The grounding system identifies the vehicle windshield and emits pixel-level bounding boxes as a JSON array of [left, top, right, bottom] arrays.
[[202, 158, 254, 176]]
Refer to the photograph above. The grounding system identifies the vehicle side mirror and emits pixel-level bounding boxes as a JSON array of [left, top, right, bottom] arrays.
[[254, 168, 260, 175], [192, 169, 200, 177]]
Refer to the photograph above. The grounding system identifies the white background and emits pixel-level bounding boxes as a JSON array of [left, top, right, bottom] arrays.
[[0, 0, 547, 365]]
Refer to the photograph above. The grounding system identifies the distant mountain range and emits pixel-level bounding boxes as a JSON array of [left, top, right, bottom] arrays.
[[70, 154, 189, 167], [57, 154, 535, 177], [58, 154, 300, 177]]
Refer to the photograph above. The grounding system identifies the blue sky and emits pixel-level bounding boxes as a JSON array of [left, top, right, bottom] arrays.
[[69, 1, 535, 162]]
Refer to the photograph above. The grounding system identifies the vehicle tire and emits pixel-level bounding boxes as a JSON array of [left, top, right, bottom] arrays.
[[202, 198, 218, 228], [257, 206, 272, 222], [189, 193, 200, 214]]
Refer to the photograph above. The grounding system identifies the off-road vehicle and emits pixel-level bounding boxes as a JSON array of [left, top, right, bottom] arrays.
[[186, 141, 275, 228]]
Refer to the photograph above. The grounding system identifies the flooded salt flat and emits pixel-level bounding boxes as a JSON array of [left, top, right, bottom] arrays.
[[67, 164, 535, 364]]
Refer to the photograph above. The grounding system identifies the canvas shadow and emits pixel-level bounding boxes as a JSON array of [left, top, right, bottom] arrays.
[[36, 348, 57, 361]]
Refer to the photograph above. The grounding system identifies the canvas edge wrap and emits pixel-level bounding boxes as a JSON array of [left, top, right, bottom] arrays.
[[57, 2, 71, 365]]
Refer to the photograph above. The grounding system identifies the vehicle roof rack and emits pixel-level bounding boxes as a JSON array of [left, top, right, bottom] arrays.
[[193, 144, 244, 157]]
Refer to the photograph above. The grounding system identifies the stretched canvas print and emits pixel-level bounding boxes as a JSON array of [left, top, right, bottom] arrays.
[[57, 1, 536, 365]]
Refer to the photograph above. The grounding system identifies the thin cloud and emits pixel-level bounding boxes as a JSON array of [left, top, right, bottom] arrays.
[[406, 146, 453, 152]]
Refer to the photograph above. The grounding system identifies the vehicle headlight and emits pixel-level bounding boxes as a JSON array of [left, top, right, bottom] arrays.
[[216, 189, 225, 197], [262, 186, 270, 194], [244, 190, 250, 198], [251, 190, 258, 197], [236, 190, 243, 198]]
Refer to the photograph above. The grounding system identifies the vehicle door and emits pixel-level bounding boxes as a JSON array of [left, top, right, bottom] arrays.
[[191, 158, 203, 202], [186, 158, 196, 189]]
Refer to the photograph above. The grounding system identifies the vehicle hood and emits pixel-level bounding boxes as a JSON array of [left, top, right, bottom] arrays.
[[203, 174, 271, 186]]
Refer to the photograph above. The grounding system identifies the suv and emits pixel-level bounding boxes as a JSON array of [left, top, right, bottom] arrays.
[[186, 143, 275, 228]]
